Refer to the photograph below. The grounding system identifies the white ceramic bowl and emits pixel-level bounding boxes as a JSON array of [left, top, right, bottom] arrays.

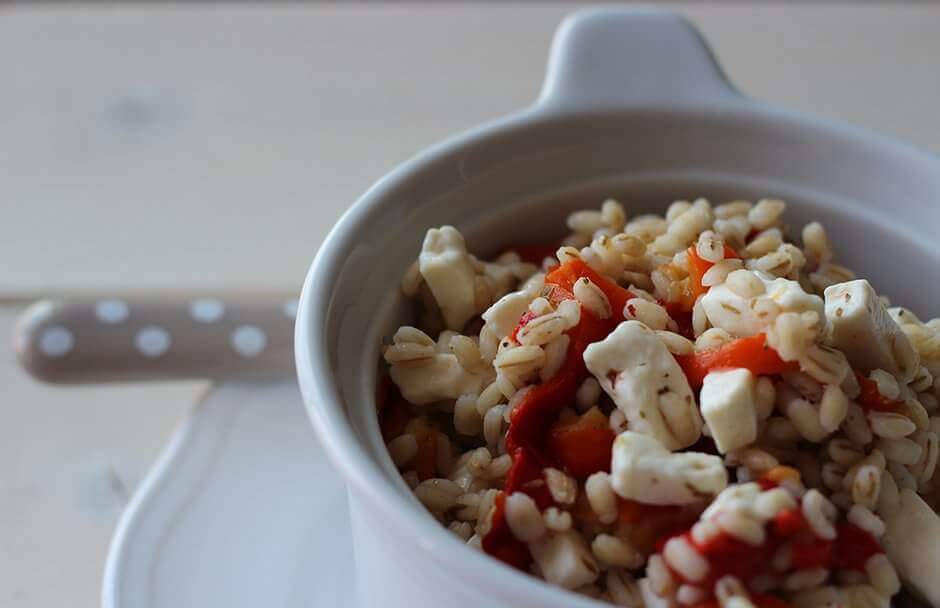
[[296, 8, 940, 607]]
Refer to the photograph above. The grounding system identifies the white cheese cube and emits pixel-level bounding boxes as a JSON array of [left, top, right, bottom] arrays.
[[882, 489, 940, 606], [825, 280, 919, 381], [584, 321, 702, 450], [610, 431, 727, 505], [700, 369, 758, 453], [528, 530, 600, 590], [389, 353, 487, 405], [419, 226, 478, 330]]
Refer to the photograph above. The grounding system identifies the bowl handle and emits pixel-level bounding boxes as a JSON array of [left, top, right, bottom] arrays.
[[537, 8, 741, 112]]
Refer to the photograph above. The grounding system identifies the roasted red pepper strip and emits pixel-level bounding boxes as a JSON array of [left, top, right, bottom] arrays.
[[687, 245, 740, 296], [481, 492, 531, 570], [489, 317, 597, 566], [791, 538, 834, 569], [696, 531, 778, 585], [508, 243, 562, 266], [676, 245, 740, 311], [660, 503, 883, 597], [663, 301, 695, 340], [509, 311, 537, 343], [855, 371, 905, 413], [544, 259, 636, 319], [504, 259, 634, 477], [619, 501, 702, 556], [690, 600, 722, 608], [665, 471, 858, 608], [542, 283, 574, 304], [771, 507, 806, 537], [504, 307, 611, 482], [762, 465, 802, 486], [547, 407, 616, 480], [833, 522, 884, 571], [756, 477, 778, 491], [675, 333, 797, 389], [485, 261, 634, 567], [752, 595, 795, 608], [504, 448, 554, 509]]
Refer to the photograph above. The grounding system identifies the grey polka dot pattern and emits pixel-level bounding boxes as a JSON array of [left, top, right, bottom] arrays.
[[231, 325, 267, 358], [189, 299, 225, 323], [135, 326, 171, 358], [17, 298, 295, 383], [94, 299, 130, 324], [39, 326, 74, 357]]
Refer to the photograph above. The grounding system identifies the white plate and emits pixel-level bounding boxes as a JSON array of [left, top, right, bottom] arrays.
[[102, 381, 356, 608]]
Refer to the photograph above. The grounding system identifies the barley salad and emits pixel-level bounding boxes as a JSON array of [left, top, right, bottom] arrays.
[[379, 197, 940, 607]]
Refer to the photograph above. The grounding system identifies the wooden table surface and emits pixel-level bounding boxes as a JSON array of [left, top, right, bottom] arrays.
[[3, 3, 940, 606]]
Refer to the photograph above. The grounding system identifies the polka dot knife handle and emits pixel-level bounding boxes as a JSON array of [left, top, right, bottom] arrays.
[[14, 297, 298, 383]]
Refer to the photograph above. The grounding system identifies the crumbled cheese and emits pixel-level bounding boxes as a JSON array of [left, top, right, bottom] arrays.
[[388, 353, 487, 404], [701, 482, 762, 520], [528, 530, 600, 590], [701, 271, 823, 338], [419, 226, 479, 330], [481, 290, 532, 340], [700, 369, 758, 453], [584, 321, 702, 450], [610, 431, 727, 505], [825, 280, 919, 382]]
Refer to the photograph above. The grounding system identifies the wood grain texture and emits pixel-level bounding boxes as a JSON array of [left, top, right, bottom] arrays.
[[0, 305, 204, 607], [2, 5, 940, 608], [1, 3, 938, 296]]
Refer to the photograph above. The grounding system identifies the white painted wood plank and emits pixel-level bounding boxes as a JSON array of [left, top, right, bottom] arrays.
[[0, 305, 203, 607], [0, 4, 938, 295], [2, 6, 940, 608]]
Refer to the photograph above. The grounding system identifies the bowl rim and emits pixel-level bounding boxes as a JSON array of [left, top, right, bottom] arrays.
[[295, 7, 940, 604], [295, 107, 611, 606]]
